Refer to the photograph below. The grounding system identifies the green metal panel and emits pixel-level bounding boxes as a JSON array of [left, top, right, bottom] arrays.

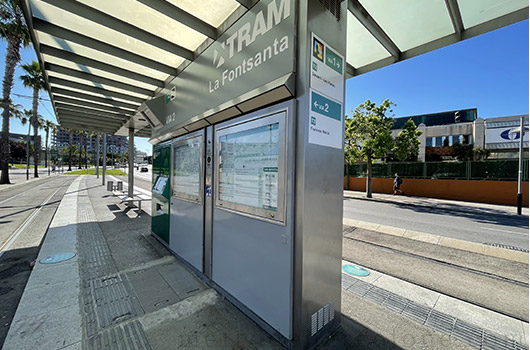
[[151, 143, 171, 243]]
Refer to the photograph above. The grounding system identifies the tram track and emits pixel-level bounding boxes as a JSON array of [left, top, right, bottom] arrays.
[[342, 229, 529, 322], [0, 176, 73, 257], [344, 235, 528, 288], [0, 176, 60, 206]]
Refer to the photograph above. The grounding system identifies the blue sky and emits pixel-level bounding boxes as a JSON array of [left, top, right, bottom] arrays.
[[345, 20, 529, 119], [1, 19, 528, 155]]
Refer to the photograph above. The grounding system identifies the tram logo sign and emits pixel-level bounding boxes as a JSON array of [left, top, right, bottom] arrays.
[[211, 0, 290, 70], [150, 0, 295, 137]]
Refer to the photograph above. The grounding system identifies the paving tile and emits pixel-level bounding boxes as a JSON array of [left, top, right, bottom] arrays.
[[156, 262, 205, 299], [3, 304, 82, 350], [372, 274, 440, 309], [403, 230, 440, 244], [15, 278, 80, 318], [25, 260, 79, 291], [376, 224, 406, 237]]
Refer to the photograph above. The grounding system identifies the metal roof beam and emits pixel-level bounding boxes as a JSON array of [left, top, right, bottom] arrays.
[[49, 76, 145, 104], [46, 63, 155, 97], [51, 87, 139, 110], [233, 0, 256, 9], [41, 0, 195, 60], [348, 0, 401, 61], [40, 44, 165, 88], [59, 122, 118, 134], [55, 103, 130, 120], [53, 95, 134, 115], [445, 0, 465, 40], [58, 113, 126, 126], [33, 18, 178, 76], [136, 0, 217, 39]]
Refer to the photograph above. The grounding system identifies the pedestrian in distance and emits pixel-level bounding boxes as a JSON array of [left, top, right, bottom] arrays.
[[393, 173, 404, 195]]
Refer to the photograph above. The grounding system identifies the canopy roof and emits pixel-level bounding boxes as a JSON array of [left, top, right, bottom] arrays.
[[21, 0, 528, 137]]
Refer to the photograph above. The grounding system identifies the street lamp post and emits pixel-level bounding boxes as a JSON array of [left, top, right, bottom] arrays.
[[510, 116, 527, 215], [517, 116, 525, 215]]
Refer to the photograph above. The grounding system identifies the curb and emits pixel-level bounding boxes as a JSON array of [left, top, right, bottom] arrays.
[[343, 217, 529, 264], [343, 192, 528, 220]]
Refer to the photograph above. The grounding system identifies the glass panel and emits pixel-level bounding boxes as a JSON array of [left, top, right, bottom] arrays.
[[32, 2, 185, 67], [52, 94, 136, 112], [44, 56, 159, 91], [346, 12, 392, 68], [39, 36, 172, 81], [219, 123, 279, 211], [358, 0, 454, 52], [168, 0, 241, 28], [78, 0, 206, 51], [425, 137, 432, 147], [47, 71, 151, 100], [458, 0, 528, 29], [435, 136, 443, 146], [49, 84, 141, 106], [173, 136, 202, 200]]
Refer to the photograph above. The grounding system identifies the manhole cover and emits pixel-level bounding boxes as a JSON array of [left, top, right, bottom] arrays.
[[342, 264, 370, 276], [40, 253, 76, 264]]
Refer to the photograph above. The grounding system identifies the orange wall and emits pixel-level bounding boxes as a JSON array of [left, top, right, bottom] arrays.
[[344, 177, 529, 206]]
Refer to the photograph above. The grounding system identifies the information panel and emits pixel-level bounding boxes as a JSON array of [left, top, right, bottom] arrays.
[[216, 111, 286, 223], [172, 136, 202, 201], [219, 124, 279, 210]]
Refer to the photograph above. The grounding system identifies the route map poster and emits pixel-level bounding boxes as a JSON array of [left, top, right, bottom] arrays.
[[219, 123, 279, 211], [173, 139, 201, 197]]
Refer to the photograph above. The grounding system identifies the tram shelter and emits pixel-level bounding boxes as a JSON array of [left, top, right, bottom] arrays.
[[20, 0, 528, 348]]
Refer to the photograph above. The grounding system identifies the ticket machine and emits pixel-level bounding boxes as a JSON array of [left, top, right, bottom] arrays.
[[151, 142, 171, 244]]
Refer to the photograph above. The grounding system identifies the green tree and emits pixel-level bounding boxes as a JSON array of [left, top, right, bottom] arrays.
[[452, 142, 473, 161], [393, 119, 422, 161], [473, 146, 491, 161], [20, 60, 45, 178], [0, 0, 29, 184], [345, 99, 394, 198], [345, 99, 422, 197]]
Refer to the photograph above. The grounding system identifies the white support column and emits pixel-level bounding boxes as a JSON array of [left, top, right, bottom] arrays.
[[96, 133, 100, 179], [128, 128, 134, 201], [102, 133, 107, 185]]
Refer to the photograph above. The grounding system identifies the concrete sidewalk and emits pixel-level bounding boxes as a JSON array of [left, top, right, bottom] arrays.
[[344, 190, 529, 218], [4, 175, 516, 350]]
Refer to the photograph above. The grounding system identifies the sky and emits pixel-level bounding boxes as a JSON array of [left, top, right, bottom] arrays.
[[0, 19, 528, 156], [345, 20, 529, 119]]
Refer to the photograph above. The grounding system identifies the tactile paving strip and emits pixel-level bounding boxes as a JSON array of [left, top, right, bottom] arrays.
[[87, 320, 151, 350], [342, 274, 528, 350], [91, 274, 144, 330]]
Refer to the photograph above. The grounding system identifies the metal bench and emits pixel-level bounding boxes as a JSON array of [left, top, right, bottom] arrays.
[[118, 194, 151, 215]]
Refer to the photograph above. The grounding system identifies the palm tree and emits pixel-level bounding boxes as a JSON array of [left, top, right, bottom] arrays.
[[44, 119, 55, 175], [20, 60, 45, 178], [0, 0, 30, 184], [19, 108, 31, 179], [66, 128, 74, 171]]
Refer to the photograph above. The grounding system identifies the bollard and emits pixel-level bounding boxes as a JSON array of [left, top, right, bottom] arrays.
[[117, 181, 123, 191], [107, 181, 114, 191]]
